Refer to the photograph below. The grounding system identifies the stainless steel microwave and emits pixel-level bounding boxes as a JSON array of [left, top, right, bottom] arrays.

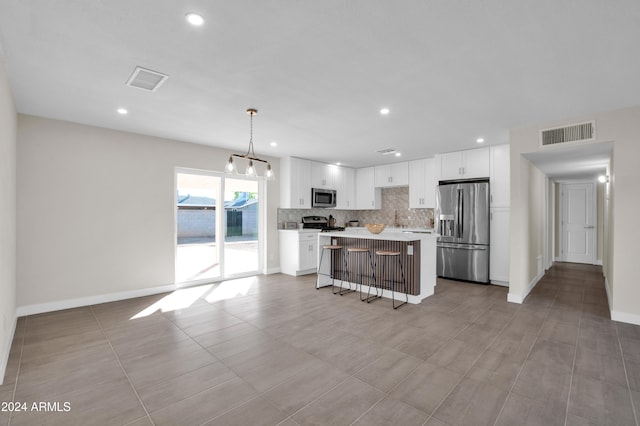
[[311, 188, 336, 208]]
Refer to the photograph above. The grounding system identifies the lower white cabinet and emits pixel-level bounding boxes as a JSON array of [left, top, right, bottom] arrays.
[[490, 207, 510, 284], [279, 230, 319, 276]]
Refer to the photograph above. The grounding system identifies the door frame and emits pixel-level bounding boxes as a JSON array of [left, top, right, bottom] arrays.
[[174, 167, 264, 286], [559, 180, 597, 264]]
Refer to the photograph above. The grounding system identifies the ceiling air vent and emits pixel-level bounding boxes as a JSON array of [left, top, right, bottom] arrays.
[[376, 147, 397, 155], [540, 120, 596, 147], [125, 66, 169, 92]]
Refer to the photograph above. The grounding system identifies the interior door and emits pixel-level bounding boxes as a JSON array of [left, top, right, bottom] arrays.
[[561, 183, 595, 264]]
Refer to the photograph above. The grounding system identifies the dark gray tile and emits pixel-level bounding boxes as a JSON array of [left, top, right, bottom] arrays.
[[568, 373, 636, 425], [389, 362, 462, 414], [11, 377, 146, 426], [427, 338, 488, 374], [432, 377, 508, 425], [466, 349, 526, 392], [352, 398, 429, 426], [494, 392, 566, 426], [574, 345, 627, 387], [149, 377, 258, 426], [262, 361, 349, 415], [292, 377, 384, 426], [527, 338, 576, 372], [203, 397, 287, 426], [538, 320, 579, 345], [354, 349, 421, 392], [512, 360, 572, 403], [136, 362, 237, 413], [620, 337, 640, 363]]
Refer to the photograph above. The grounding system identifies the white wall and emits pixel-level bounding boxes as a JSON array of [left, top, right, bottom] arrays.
[[0, 52, 17, 384], [509, 106, 640, 324], [17, 115, 280, 312]]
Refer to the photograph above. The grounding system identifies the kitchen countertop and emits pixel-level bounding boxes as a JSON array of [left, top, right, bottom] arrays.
[[320, 227, 438, 241]]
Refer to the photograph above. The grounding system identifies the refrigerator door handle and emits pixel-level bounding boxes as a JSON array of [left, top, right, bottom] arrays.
[[456, 188, 463, 238], [437, 243, 487, 250]]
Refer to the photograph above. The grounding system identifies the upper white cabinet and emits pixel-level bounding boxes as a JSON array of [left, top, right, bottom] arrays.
[[335, 166, 356, 210], [311, 162, 335, 189], [436, 147, 490, 181], [374, 162, 409, 187], [490, 144, 510, 207], [280, 157, 311, 208], [355, 167, 381, 209], [409, 158, 436, 208]]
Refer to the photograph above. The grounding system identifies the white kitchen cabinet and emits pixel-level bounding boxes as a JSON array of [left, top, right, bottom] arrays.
[[280, 157, 311, 208], [436, 147, 490, 181], [490, 144, 510, 207], [355, 167, 381, 209], [335, 166, 356, 210], [374, 162, 409, 187], [409, 158, 436, 208], [490, 207, 510, 285], [279, 230, 319, 276], [311, 162, 336, 189]]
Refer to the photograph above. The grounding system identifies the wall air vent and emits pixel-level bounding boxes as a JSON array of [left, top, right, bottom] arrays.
[[540, 120, 596, 147], [125, 66, 169, 92], [376, 147, 397, 155]]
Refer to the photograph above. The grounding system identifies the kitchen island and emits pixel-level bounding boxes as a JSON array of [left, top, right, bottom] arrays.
[[317, 228, 438, 304]]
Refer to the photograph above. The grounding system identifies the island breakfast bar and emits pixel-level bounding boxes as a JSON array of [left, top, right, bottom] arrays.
[[317, 229, 438, 304]]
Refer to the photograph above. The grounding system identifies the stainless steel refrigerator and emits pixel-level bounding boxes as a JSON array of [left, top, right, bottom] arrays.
[[436, 180, 490, 283]]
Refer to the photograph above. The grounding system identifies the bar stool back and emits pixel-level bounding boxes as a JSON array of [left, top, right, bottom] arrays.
[[375, 250, 409, 309]]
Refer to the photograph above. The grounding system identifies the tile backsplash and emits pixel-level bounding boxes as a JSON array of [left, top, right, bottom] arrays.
[[277, 187, 434, 229]]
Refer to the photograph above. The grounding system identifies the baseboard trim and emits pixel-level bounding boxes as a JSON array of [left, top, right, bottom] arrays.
[[507, 293, 523, 304], [611, 310, 640, 326], [0, 313, 17, 386], [604, 276, 612, 312], [16, 284, 177, 317], [265, 267, 281, 275], [507, 269, 544, 305], [595, 259, 603, 266]]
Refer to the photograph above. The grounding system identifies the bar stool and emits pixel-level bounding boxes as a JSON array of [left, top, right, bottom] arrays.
[[316, 245, 346, 292], [345, 247, 376, 300], [375, 250, 409, 309]]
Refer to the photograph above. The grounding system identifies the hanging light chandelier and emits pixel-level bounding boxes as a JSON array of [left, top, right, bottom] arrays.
[[225, 108, 274, 180]]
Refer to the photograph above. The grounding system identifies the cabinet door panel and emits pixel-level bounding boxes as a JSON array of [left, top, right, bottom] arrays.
[[438, 152, 464, 181], [463, 147, 490, 179], [490, 207, 510, 283], [490, 144, 510, 207]]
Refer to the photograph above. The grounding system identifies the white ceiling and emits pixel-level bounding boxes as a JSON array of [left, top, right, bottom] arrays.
[[1, 1, 638, 171]]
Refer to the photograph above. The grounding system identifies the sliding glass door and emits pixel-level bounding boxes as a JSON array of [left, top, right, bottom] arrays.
[[175, 170, 260, 284]]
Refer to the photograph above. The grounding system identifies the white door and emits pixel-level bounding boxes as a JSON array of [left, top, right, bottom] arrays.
[[561, 183, 595, 264]]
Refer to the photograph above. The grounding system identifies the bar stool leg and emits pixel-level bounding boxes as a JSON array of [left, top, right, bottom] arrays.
[[365, 257, 382, 304], [392, 257, 408, 309], [359, 251, 376, 302], [335, 250, 354, 295]]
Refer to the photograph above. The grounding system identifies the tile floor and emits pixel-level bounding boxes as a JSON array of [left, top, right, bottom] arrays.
[[1, 263, 639, 425]]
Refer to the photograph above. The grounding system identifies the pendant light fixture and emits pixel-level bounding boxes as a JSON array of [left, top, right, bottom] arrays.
[[225, 108, 274, 180]]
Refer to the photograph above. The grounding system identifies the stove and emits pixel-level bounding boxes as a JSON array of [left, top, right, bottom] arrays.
[[301, 215, 345, 232]]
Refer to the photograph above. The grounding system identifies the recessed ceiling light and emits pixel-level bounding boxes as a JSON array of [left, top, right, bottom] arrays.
[[270, 141, 277, 147], [117, 108, 128, 115], [380, 108, 390, 115], [395, 152, 401, 157], [476, 137, 485, 143], [336, 162, 341, 166], [185, 13, 205, 26]]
